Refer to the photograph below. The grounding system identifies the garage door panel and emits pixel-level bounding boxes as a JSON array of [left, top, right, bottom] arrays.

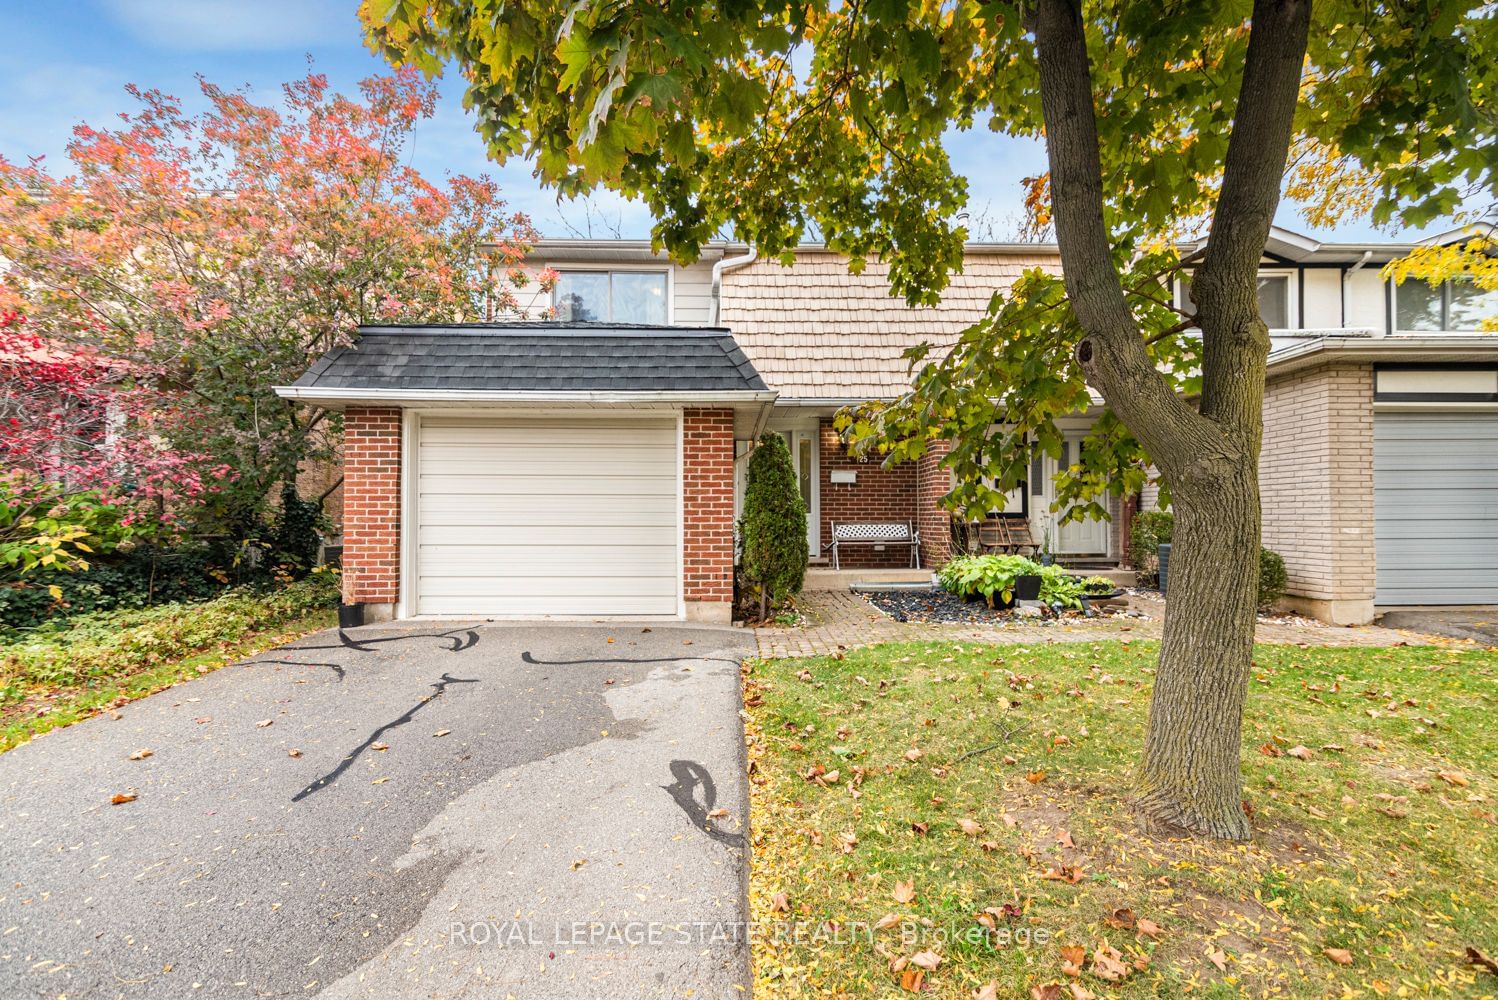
[[415, 416, 679, 616], [1373, 518, 1498, 539], [417, 544, 678, 575], [417, 524, 676, 546], [417, 593, 678, 616], [416, 575, 677, 598], [418, 454, 677, 478], [1374, 411, 1498, 606], [419, 474, 677, 496]]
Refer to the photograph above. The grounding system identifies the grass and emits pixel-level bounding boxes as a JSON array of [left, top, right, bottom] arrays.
[[743, 639, 1498, 998], [1, 573, 338, 752]]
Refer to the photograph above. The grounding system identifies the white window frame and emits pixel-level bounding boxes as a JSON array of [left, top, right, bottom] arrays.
[[1175, 267, 1299, 330], [550, 265, 674, 325], [1390, 278, 1496, 333]]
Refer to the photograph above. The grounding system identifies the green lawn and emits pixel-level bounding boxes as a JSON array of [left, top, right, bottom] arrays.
[[743, 640, 1498, 998]]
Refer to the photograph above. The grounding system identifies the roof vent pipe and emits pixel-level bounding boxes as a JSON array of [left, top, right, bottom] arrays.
[[709, 245, 758, 326]]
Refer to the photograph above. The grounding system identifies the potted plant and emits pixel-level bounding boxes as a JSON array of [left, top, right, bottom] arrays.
[[1039, 528, 1055, 566], [1013, 572, 1043, 601]]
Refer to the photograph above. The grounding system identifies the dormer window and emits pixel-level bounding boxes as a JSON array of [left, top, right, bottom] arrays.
[[552, 269, 669, 324], [1394, 278, 1498, 332]]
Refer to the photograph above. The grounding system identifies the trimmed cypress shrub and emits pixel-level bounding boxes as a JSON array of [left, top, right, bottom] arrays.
[[741, 432, 809, 615]]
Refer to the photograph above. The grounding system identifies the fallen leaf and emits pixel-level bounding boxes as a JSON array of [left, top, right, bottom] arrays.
[[256, 719, 273, 728], [1026, 770, 1048, 784], [771, 892, 790, 913], [371, 777, 389, 785], [1323, 947, 1354, 966], [1056, 828, 1076, 849], [1040, 865, 1085, 884], [571, 858, 587, 870], [1467, 946, 1498, 976], [1092, 943, 1131, 982], [128, 749, 153, 761], [893, 879, 916, 904], [110, 793, 136, 805], [1438, 771, 1470, 788], [874, 912, 902, 930], [1030, 986, 1064, 1000], [287, 748, 303, 758], [1060, 944, 1086, 977], [371, 741, 388, 751], [911, 821, 929, 836], [1136, 917, 1165, 938], [1068, 984, 1097, 1000], [904, 748, 923, 762], [707, 807, 727, 819], [899, 968, 924, 992], [1104, 907, 1136, 930], [957, 818, 984, 836], [1206, 947, 1228, 972], [837, 831, 859, 854], [974, 983, 999, 1000], [909, 949, 941, 970], [1286, 745, 1313, 760], [433, 729, 451, 737]]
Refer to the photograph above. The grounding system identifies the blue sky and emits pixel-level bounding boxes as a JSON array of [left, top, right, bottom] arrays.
[[1, 1, 1431, 242]]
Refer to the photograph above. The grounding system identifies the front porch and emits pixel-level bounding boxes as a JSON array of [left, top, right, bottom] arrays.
[[743, 409, 1130, 573]]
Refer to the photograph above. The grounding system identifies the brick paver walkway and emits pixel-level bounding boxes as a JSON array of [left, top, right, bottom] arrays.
[[754, 590, 1440, 659]]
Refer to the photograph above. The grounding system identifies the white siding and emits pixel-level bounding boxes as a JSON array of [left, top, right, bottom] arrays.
[[413, 416, 680, 616], [1344, 269, 1388, 331], [1301, 268, 1343, 328]]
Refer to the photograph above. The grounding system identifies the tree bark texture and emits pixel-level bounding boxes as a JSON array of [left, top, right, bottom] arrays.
[[1032, 0, 1312, 840]]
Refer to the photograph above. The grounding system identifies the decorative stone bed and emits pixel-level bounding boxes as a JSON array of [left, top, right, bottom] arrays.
[[862, 588, 1144, 625]]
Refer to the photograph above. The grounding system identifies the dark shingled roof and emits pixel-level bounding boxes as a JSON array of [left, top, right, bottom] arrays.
[[292, 323, 769, 394]]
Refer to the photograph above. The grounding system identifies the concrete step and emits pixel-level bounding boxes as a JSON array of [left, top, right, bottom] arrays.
[[805, 567, 935, 591]]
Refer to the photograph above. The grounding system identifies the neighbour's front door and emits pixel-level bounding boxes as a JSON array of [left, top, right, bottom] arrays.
[[1043, 431, 1111, 556]]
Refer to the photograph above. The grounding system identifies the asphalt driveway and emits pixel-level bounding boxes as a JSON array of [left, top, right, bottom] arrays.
[[0, 621, 754, 999]]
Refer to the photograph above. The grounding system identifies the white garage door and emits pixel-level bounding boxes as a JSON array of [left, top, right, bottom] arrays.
[[1374, 411, 1498, 605], [414, 416, 679, 616]]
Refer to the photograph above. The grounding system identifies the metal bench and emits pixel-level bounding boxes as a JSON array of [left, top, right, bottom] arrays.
[[826, 521, 922, 570]]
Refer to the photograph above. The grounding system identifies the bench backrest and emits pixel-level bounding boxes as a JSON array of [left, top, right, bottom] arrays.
[[832, 521, 914, 542]]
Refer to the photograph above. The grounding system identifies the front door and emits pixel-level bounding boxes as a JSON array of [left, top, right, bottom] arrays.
[[1041, 432, 1111, 556], [780, 429, 819, 554]]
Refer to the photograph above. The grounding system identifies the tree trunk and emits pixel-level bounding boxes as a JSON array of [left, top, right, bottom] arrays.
[[1031, 0, 1310, 840], [1135, 448, 1262, 840]]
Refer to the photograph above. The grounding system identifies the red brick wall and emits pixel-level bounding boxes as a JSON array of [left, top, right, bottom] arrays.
[[342, 407, 401, 605], [819, 418, 919, 568], [683, 409, 735, 604], [916, 441, 954, 567]]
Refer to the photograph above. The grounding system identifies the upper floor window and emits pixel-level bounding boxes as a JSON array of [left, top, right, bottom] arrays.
[[1394, 278, 1498, 332], [553, 269, 668, 324], [1177, 271, 1293, 329]]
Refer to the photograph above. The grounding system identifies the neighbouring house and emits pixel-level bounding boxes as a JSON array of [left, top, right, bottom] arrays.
[[276, 225, 1497, 625]]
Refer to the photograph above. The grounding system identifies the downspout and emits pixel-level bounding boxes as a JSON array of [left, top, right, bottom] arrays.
[[1341, 250, 1375, 331], [709, 245, 757, 326]]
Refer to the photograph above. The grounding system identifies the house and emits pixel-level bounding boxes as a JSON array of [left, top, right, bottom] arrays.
[[276, 227, 1497, 625]]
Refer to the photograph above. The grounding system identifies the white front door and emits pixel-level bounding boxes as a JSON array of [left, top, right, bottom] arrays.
[[1041, 432, 1111, 556], [780, 429, 820, 554]]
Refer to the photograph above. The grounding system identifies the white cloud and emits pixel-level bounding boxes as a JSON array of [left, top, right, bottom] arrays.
[[102, 0, 357, 51]]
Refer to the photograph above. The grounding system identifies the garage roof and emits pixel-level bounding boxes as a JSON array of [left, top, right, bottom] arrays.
[[287, 323, 770, 395]]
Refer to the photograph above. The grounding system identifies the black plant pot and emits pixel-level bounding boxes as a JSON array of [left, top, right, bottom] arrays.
[[1013, 574, 1043, 602], [1039, 553, 1055, 566], [338, 602, 365, 629]]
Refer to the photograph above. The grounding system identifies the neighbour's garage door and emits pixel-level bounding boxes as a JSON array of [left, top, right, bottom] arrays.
[[414, 416, 679, 616], [1374, 411, 1498, 605]]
